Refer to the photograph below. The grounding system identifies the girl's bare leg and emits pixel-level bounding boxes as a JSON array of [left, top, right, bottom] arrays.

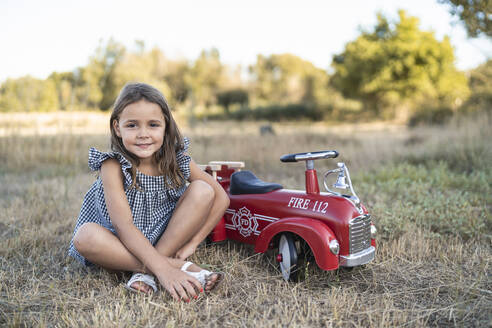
[[154, 180, 215, 257], [73, 223, 212, 294], [174, 187, 229, 260], [73, 180, 217, 293], [154, 180, 223, 290]]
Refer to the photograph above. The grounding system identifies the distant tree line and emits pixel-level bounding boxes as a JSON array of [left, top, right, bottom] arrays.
[[0, 9, 490, 124]]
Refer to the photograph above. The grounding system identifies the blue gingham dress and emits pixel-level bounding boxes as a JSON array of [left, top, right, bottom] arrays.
[[68, 138, 191, 266]]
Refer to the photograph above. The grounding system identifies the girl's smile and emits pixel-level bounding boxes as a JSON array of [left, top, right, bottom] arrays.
[[114, 99, 166, 164]]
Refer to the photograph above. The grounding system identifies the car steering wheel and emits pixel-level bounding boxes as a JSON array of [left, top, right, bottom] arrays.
[[280, 150, 339, 163]]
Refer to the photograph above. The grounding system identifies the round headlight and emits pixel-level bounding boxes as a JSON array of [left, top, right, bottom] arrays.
[[371, 224, 377, 239], [329, 239, 339, 255]]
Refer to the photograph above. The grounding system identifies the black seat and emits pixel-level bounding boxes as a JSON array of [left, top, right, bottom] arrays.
[[229, 171, 283, 195]]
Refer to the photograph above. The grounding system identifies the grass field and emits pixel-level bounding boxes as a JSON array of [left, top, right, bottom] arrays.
[[0, 112, 491, 327]]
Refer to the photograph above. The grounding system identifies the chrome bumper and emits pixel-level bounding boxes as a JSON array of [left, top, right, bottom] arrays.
[[340, 246, 375, 267]]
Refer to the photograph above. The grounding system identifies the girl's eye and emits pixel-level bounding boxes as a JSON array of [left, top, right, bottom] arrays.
[[150, 123, 160, 127], [126, 123, 136, 128]]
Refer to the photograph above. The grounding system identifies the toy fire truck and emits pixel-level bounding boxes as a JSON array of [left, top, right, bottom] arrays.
[[201, 150, 376, 281]]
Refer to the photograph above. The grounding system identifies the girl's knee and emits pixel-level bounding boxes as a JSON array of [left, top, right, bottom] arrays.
[[188, 180, 215, 204], [73, 223, 101, 255]]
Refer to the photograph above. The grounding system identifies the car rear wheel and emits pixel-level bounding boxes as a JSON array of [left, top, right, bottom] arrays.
[[277, 233, 302, 281]]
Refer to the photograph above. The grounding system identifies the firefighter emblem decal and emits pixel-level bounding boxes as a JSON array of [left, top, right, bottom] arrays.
[[232, 206, 258, 237]]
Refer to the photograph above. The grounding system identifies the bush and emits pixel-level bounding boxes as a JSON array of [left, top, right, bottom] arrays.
[[210, 103, 324, 121], [460, 91, 492, 114], [408, 105, 453, 126], [216, 89, 249, 114]]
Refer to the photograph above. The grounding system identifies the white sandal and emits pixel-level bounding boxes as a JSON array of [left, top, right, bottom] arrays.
[[125, 273, 157, 294], [180, 261, 224, 292]]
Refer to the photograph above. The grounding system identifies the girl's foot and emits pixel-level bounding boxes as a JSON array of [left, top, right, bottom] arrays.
[[131, 281, 152, 294], [181, 262, 223, 292], [126, 273, 157, 295]]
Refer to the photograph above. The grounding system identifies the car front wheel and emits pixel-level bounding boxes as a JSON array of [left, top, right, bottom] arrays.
[[277, 233, 301, 281]]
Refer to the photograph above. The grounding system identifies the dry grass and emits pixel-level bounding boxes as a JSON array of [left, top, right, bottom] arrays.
[[0, 112, 110, 136], [0, 112, 491, 327]]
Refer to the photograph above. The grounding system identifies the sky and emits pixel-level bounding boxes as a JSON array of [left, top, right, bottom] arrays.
[[1, 0, 491, 83]]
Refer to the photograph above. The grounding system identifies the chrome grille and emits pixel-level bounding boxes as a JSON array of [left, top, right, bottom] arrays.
[[349, 215, 372, 254]]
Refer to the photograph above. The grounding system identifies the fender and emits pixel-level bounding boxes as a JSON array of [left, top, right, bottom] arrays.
[[254, 217, 339, 271]]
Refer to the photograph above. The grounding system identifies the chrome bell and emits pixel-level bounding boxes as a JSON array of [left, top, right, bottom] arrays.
[[323, 162, 362, 213], [333, 163, 349, 189]]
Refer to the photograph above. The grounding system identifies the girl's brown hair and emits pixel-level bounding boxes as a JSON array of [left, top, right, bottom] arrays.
[[110, 82, 186, 189]]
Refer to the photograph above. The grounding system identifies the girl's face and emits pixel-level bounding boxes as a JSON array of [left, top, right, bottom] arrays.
[[114, 99, 166, 164]]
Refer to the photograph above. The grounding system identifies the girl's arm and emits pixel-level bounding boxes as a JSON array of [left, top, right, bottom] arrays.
[[175, 159, 230, 260], [100, 159, 201, 300]]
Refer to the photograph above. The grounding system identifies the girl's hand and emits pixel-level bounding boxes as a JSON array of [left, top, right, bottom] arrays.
[[155, 266, 202, 301], [175, 242, 197, 260]]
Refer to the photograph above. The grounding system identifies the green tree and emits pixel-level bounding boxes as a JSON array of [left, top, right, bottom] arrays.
[[186, 48, 225, 107], [461, 59, 492, 112], [163, 59, 191, 105], [216, 89, 249, 114], [439, 0, 491, 37], [249, 53, 331, 106], [48, 71, 76, 111], [0, 76, 59, 112], [113, 46, 173, 105], [331, 10, 469, 120], [81, 39, 125, 110]]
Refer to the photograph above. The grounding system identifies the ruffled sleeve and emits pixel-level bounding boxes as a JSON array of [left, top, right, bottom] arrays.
[[88, 148, 133, 188], [176, 137, 191, 181]]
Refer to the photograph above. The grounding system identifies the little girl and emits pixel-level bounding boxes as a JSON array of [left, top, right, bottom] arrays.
[[68, 82, 229, 302]]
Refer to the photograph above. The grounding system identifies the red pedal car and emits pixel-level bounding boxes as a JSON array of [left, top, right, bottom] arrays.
[[201, 150, 376, 281]]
